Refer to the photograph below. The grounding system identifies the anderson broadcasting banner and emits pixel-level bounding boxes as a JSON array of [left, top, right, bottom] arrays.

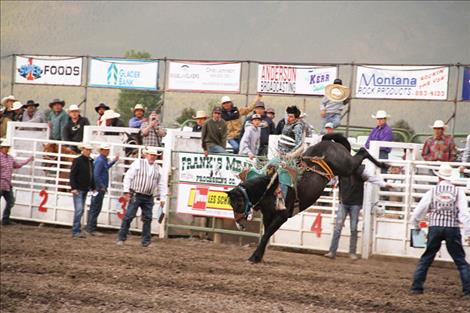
[[257, 64, 337, 95], [176, 153, 252, 219], [167, 61, 241, 93], [355, 66, 449, 100], [88, 58, 159, 90], [15, 55, 83, 86]]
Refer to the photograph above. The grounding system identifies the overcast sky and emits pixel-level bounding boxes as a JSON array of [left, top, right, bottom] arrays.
[[1, 1, 469, 64]]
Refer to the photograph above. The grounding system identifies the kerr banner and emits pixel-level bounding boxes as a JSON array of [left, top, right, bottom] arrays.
[[355, 66, 449, 100], [257, 64, 337, 95], [176, 153, 252, 219], [462, 67, 470, 101], [88, 58, 159, 90], [15, 55, 83, 86], [167, 61, 241, 93]]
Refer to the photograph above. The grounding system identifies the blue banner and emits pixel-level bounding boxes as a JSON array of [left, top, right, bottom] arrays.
[[463, 67, 470, 101]]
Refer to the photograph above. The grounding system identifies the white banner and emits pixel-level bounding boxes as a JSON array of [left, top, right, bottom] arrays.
[[176, 153, 252, 219], [88, 58, 158, 90], [167, 61, 241, 92], [15, 55, 83, 86], [355, 66, 449, 100], [257, 64, 337, 95]]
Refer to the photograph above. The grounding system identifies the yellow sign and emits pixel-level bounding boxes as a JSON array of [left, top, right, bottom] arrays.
[[188, 188, 233, 210]]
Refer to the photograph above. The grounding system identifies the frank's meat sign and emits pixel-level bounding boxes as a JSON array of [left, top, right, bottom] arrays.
[[355, 66, 449, 100], [257, 64, 337, 95]]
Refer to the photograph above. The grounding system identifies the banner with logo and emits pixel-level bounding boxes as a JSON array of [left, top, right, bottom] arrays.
[[257, 64, 337, 95], [15, 55, 83, 86], [462, 67, 470, 101], [88, 58, 158, 90], [355, 66, 449, 100], [176, 153, 252, 219], [167, 61, 241, 93]]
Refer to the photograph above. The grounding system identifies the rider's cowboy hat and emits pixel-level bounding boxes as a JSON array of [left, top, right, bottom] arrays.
[[192, 110, 208, 119], [371, 110, 390, 119], [67, 104, 81, 112], [101, 109, 120, 120], [220, 96, 232, 104], [1, 95, 17, 105], [132, 104, 146, 112], [143, 146, 162, 156], [49, 98, 65, 108], [433, 164, 454, 180], [24, 100, 39, 108], [94, 103, 110, 113], [78, 143, 93, 150], [430, 120, 447, 129], [10, 101, 24, 111], [325, 83, 351, 102]]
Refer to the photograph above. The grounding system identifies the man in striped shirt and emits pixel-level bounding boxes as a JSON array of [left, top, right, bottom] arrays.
[[410, 164, 470, 296], [117, 146, 168, 247]]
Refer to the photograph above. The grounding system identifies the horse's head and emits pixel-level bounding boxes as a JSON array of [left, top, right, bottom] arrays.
[[226, 185, 253, 231], [124, 132, 143, 157], [42, 143, 58, 165]]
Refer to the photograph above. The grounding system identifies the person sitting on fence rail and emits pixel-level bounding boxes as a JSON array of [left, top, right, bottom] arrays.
[[202, 106, 227, 156], [117, 146, 168, 247], [410, 164, 470, 296], [8, 101, 24, 122], [69, 143, 95, 239], [239, 114, 262, 160], [141, 111, 166, 147], [0, 106, 11, 138], [62, 104, 90, 153], [421, 120, 457, 162], [22, 100, 47, 123], [1, 95, 18, 121], [192, 110, 207, 132], [240, 100, 275, 156], [94, 102, 110, 126], [128, 104, 147, 129], [320, 78, 350, 133], [100, 109, 126, 135], [47, 98, 68, 141], [0, 139, 34, 225]]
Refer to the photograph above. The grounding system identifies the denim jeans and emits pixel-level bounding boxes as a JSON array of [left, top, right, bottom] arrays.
[[328, 204, 362, 255], [86, 190, 106, 233], [379, 150, 389, 174], [208, 145, 227, 154], [118, 193, 154, 245], [228, 139, 239, 154], [72, 191, 88, 235], [411, 226, 470, 294], [1, 190, 15, 224], [321, 113, 342, 133]]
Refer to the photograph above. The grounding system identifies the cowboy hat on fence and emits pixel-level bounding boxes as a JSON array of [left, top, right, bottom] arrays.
[[371, 110, 390, 119], [192, 110, 208, 119], [325, 83, 351, 102]]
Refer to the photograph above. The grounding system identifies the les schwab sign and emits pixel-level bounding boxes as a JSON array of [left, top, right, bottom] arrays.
[[15, 55, 83, 86]]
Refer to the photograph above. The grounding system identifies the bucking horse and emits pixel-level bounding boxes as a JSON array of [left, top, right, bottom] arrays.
[[226, 135, 389, 263]]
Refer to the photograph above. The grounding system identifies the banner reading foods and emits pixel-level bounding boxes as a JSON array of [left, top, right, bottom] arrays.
[[257, 64, 337, 95], [176, 152, 252, 219], [355, 66, 449, 100]]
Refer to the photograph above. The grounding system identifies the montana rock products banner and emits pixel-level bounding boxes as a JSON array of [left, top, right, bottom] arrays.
[[355, 66, 449, 100], [257, 64, 337, 95], [462, 67, 470, 101], [88, 58, 159, 90], [176, 153, 252, 219], [15, 55, 83, 86], [167, 61, 241, 93]]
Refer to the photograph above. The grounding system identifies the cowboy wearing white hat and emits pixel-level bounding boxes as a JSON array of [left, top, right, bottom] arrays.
[[365, 110, 394, 166], [422, 120, 457, 162], [410, 163, 470, 296], [6, 101, 25, 121], [129, 104, 147, 129], [1, 95, 17, 120], [100, 109, 125, 130], [63, 104, 90, 153], [320, 78, 351, 133], [192, 110, 208, 132], [47, 98, 68, 140]]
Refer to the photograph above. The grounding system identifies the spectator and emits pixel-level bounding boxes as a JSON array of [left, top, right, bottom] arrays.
[[117, 146, 168, 247], [275, 112, 286, 135], [94, 103, 110, 126], [100, 109, 126, 136], [0, 140, 33, 225], [239, 114, 262, 159], [9, 102, 24, 121], [365, 110, 394, 160], [62, 104, 90, 152], [324, 164, 388, 260], [0, 106, 11, 138], [266, 107, 275, 121], [324, 122, 335, 135], [47, 99, 68, 140], [460, 134, 470, 177], [1, 95, 17, 121], [320, 79, 350, 132], [192, 110, 207, 132], [22, 100, 47, 123], [422, 120, 457, 162], [220, 95, 259, 154], [241, 100, 275, 156], [410, 164, 470, 296], [85, 143, 119, 236], [201, 106, 227, 156], [129, 104, 147, 129], [141, 111, 167, 147], [69, 143, 95, 239]]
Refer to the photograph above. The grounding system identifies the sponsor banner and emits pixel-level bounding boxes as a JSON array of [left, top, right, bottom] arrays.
[[15, 55, 83, 86], [167, 61, 241, 92], [176, 153, 252, 218], [462, 67, 470, 101], [257, 64, 337, 95], [88, 58, 158, 90], [355, 66, 449, 100]]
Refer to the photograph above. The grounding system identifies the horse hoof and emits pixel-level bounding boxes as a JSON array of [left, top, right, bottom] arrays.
[[248, 256, 261, 264]]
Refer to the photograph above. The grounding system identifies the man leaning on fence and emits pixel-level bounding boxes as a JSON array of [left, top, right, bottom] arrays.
[[47, 99, 68, 141], [117, 146, 168, 247], [202, 106, 227, 156], [421, 120, 457, 162]]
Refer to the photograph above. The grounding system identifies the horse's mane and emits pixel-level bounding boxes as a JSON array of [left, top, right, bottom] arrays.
[[321, 133, 351, 152]]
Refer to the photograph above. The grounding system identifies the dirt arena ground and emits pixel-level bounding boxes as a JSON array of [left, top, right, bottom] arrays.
[[1, 224, 469, 313]]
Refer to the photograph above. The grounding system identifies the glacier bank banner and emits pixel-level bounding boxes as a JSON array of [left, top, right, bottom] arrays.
[[88, 58, 158, 90], [355, 66, 449, 100], [257, 64, 337, 95]]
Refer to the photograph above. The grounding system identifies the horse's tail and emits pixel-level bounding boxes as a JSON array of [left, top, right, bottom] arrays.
[[358, 147, 390, 170], [321, 133, 351, 152]]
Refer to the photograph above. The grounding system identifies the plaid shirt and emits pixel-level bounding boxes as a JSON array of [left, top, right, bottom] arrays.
[[421, 135, 457, 162], [0, 152, 30, 191], [140, 122, 166, 147]]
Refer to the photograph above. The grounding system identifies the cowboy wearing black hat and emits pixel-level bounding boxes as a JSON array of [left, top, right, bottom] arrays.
[[47, 98, 68, 140], [22, 100, 46, 123], [94, 103, 110, 126]]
